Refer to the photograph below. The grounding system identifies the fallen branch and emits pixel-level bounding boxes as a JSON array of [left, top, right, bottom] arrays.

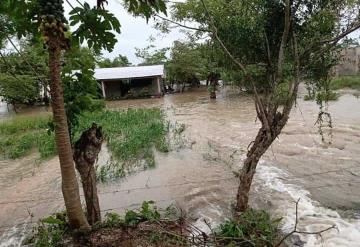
[[275, 198, 337, 247]]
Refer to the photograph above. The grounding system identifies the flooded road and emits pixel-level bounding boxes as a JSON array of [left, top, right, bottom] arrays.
[[1, 87, 360, 246]]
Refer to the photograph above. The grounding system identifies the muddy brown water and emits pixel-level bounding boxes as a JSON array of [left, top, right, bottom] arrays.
[[0, 87, 360, 246]]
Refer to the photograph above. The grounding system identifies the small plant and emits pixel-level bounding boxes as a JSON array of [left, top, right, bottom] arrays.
[[216, 209, 281, 246], [24, 212, 69, 247], [102, 201, 161, 228]]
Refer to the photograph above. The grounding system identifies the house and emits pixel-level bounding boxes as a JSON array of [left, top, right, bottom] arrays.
[[95, 65, 164, 99]]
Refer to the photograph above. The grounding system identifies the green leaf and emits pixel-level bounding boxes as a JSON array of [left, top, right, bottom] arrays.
[[41, 216, 65, 225]]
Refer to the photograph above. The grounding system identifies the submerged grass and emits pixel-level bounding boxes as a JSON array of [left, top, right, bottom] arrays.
[[0, 115, 55, 159], [75, 108, 169, 181], [0, 109, 169, 179], [74, 108, 169, 162]]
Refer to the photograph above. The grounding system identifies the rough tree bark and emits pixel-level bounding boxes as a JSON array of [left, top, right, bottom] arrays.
[[48, 35, 89, 229], [73, 123, 103, 225], [235, 115, 287, 212]]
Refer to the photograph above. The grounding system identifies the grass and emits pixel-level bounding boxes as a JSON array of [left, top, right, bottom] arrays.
[[0, 115, 55, 159], [25, 203, 282, 247], [75, 109, 169, 162], [0, 108, 169, 180], [75, 109, 169, 181], [330, 75, 360, 90]]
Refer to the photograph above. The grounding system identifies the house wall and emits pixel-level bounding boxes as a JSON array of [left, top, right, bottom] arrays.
[[102, 76, 162, 99], [103, 80, 123, 99]]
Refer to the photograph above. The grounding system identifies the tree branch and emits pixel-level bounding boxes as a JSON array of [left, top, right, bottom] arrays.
[[277, 0, 291, 80], [275, 199, 337, 247], [301, 20, 360, 62], [320, 21, 360, 45], [154, 14, 210, 32], [280, 31, 300, 125]]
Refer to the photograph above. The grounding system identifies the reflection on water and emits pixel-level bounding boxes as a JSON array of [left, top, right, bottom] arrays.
[[1, 86, 360, 246]]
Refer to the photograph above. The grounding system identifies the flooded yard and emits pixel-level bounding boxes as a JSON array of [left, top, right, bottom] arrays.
[[0, 87, 360, 246]]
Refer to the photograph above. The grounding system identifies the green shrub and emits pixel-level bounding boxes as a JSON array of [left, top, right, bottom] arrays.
[[216, 209, 281, 246], [102, 201, 161, 228], [24, 212, 68, 247]]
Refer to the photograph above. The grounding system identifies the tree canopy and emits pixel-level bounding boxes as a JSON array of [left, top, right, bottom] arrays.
[[97, 54, 132, 68]]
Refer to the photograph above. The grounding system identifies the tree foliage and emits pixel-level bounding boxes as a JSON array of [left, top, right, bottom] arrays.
[[0, 74, 40, 105], [162, 0, 360, 212], [69, 2, 121, 53], [61, 46, 104, 140], [97, 54, 132, 68], [0, 42, 48, 105], [135, 44, 169, 65], [166, 41, 213, 83]]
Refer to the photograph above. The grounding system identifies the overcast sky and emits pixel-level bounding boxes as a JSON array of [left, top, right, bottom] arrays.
[[64, 0, 186, 64]]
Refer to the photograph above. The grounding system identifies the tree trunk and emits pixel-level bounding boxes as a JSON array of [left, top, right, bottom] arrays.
[[73, 123, 103, 225], [235, 127, 276, 212], [48, 37, 89, 229]]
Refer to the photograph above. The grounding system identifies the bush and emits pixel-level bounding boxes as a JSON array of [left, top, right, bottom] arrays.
[[216, 209, 281, 247], [24, 212, 69, 247]]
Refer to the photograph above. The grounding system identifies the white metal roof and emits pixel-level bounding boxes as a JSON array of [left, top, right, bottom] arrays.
[[94, 65, 164, 80]]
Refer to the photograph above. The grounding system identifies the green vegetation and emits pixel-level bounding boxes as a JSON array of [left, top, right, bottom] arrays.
[[216, 209, 281, 246], [304, 76, 360, 102], [304, 90, 339, 102], [24, 212, 69, 247], [0, 115, 55, 159], [76, 109, 169, 181], [331, 76, 360, 90], [0, 42, 48, 106], [97, 54, 132, 68], [25, 202, 281, 247], [0, 108, 168, 179], [135, 37, 169, 66]]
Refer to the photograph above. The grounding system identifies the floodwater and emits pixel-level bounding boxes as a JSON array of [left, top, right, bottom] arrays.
[[0, 86, 360, 246]]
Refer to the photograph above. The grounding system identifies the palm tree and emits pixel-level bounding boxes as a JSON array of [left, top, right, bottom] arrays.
[[39, 0, 89, 228], [47, 35, 89, 229]]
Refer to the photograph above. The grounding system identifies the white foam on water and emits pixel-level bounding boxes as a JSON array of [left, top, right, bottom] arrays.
[[0, 222, 31, 247], [257, 162, 360, 247]]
